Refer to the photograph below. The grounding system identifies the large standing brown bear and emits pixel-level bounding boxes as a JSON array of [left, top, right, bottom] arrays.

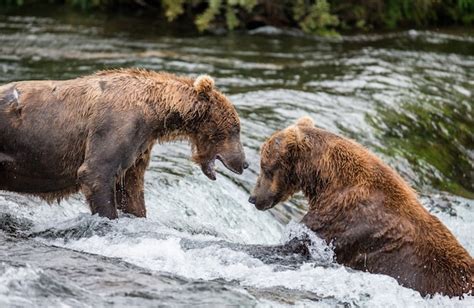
[[249, 116, 473, 297], [0, 68, 248, 219]]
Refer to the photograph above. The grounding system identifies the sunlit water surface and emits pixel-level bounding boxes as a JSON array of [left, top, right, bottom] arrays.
[[0, 11, 473, 307]]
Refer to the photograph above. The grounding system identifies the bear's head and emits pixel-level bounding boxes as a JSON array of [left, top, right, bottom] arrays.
[[190, 75, 248, 180], [249, 116, 315, 210]]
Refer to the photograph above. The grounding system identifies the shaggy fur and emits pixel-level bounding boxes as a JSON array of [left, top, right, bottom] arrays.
[[0, 68, 247, 219], [249, 116, 473, 297]]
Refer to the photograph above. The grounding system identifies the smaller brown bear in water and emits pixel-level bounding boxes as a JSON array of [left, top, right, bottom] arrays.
[[0, 69, 248, 219], [249, 117, 473, 297]]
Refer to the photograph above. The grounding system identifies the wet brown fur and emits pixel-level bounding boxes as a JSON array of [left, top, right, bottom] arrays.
[[250, 117, 473, 297], [0, 68, 245, 219]]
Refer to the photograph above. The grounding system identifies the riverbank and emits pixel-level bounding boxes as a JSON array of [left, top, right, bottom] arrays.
[[1, 1, 473, 36]]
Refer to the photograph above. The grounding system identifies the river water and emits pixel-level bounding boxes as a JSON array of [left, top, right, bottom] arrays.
[[0, 10, 473, 308]]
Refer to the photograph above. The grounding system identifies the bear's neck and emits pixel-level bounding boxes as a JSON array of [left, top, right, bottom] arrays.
[[295, 163, 330, 206], [149, 98, 205, 143]]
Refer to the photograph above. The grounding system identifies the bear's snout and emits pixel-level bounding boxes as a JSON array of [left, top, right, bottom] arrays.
[[216, 152, 246, 175], [248, 195, 256, 204], [248, 193, 275, 211]]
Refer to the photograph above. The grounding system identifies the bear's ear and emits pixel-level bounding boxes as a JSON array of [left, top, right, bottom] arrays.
[[194, 75, 215, 94], [295, 116, 314, 128], [284, 125, 310, 154]]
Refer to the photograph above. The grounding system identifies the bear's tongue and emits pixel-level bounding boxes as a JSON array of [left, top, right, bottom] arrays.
[[201, 159, 216, 181]]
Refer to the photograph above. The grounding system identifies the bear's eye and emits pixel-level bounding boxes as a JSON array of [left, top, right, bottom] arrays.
[[262, 167, 273, 178], [210, 130, 226, 143], [230, 125, 240, 135]]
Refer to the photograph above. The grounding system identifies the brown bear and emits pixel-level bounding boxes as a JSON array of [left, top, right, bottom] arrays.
[[0, 68, 248, 219], [249, 116, 473, 297]]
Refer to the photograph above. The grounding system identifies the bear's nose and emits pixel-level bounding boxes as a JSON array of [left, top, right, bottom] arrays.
[[248, 196, 256, 204], [243, 161, 249, 169]]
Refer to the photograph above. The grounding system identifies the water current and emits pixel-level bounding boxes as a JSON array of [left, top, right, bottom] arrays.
[[0, 10, 473, 307]]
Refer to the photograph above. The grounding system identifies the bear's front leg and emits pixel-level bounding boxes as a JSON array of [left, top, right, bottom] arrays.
[[116, 149, 151, 218], [78, 117, 146, 219], [78, 163, 118, 219]]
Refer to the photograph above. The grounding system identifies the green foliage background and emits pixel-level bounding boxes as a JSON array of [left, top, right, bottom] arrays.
[[0, 0, 473, 34]]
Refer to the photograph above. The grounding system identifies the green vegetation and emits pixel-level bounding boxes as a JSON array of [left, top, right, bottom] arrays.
[[368, 99, 474, 199], [1, 0, 473, 35]]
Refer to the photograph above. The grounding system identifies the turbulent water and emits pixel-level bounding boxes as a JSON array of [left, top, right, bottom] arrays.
[[0, 10, 473, 307]]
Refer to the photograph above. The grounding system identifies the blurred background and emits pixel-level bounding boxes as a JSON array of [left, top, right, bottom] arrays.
[[0, 1, 473, 307], [1, 0, 474, 35]]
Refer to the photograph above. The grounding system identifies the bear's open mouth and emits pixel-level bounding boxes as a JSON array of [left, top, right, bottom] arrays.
[[201, 158, 217, 181], [201, 154, 243, 181], [216, 154, 243, 175]]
